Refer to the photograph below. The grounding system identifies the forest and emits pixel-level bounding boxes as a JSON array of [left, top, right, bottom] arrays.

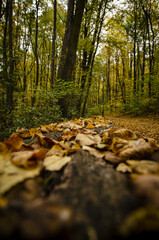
[[0, 0, 159, 141]]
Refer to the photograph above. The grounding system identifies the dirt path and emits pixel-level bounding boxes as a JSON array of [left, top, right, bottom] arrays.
[[104, 114, 159, 142]]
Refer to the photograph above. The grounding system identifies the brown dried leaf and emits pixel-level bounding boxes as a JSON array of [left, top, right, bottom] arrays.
[[111, 137, 128, 153], [118, 139, 153, 160], [4, 136, 23, 151], [11, 148, 46, 169], [113, 128, 137, 140], [36, 134, 59, 148], [75, 133, 96, 146], [82, 146, 105, 159], [116, 163, 132, 173], [133, 160, 159, 175], [104, 151, 123, 164]]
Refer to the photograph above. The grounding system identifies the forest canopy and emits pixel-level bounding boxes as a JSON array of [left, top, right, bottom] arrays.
[[0, 0, 159, 140]]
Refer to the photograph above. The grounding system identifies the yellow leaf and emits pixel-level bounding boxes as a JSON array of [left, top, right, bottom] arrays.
[[43, 155, 71, 171], [86, 123, 95, 129], [0, 154, 40, 195]]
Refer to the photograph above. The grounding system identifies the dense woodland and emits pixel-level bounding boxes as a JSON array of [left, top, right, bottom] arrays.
[[0, 0, 159, 140]]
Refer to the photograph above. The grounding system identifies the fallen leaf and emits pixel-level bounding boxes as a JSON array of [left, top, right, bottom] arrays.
[[46, 144, 65, 157], [81, 129, 97, 135], [36, 134, 59, 148], [11, 148, 46, 169], [40, 124, 54, 133], [95, 143, 110, 150], [43, 155, 71, 171], [111, 137, 128, 153], [0, 151, 11, 174], [82, 146, 105, 159], [0, 156, 40, 194], [116, 163, 132, 173], [4, 136, 23, 151], [58, 121, 81, 130], [118, 139, 153, 160], [75, 133, 96, 146], [104, 151, 123, 164], [86, 123, 95, 129], [132, 160, 159, 175], [126, 160, 140, 167], [113, 128, 137, 139]]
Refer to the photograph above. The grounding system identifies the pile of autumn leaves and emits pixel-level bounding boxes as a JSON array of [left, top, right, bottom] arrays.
[[0, 116, 159, 195]]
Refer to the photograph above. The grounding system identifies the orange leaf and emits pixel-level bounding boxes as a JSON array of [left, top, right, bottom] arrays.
[[4, 136, 23, 151]]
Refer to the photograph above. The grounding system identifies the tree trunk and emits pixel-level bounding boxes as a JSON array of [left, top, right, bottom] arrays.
[[7, 0, 14, 109], [141, 30, 146, 93], [133, 0, 137, 94], [81, 0, 107, 116], [51, 0, 57, 88], [57, 0, 86, 117], [35, 0, 39, 87], [3, 0, 9, 87]]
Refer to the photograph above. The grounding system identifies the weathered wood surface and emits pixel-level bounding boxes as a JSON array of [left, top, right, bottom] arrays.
[[0, 149, 139, 240], [1, 124, 159, 240]]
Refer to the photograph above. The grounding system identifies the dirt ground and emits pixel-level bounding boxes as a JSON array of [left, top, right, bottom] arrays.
[[104, 113, 159, 142]]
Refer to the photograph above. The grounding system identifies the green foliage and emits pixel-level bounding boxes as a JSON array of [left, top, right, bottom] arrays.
[[56, 79, 81, 118], [86, 106, 102, 117], [120, 97, 159, 115], [0, 90, 62, 141]]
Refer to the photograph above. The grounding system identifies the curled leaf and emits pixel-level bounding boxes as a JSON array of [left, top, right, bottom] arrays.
[[4, 136, 23, 151], [111, 137, 128, 153], [113, 128, 137, 140], [82, 146, 105, 159], [11, 148, 46, 169], [76, 133, 96, 146], [118, 139, 153, 160]]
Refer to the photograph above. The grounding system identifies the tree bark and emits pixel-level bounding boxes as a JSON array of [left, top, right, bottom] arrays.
[[51, 0, 57, 88], [57, 0, 86, 117], [7, 0, 14, 109], [81, 0, 107, 116]]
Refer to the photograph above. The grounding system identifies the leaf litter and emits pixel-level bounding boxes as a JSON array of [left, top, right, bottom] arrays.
[[0, 115, 159, 237]]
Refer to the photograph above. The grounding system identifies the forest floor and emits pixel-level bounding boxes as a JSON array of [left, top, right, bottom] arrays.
[[104, 113, 159, 142], [0, 114, 159, 240]]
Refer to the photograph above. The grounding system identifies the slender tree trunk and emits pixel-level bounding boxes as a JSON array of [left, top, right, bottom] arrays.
[[133, 1, 137, 94], [7, 0, 14, 109], [57, 0, 86, 117], [51, 0, 57, 88], [35, 0, 39, 87], [107, 48, 111, 103], [81, 0, 107, 116], [141, 30, 146, 93], [3, 0, 9, 85]]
